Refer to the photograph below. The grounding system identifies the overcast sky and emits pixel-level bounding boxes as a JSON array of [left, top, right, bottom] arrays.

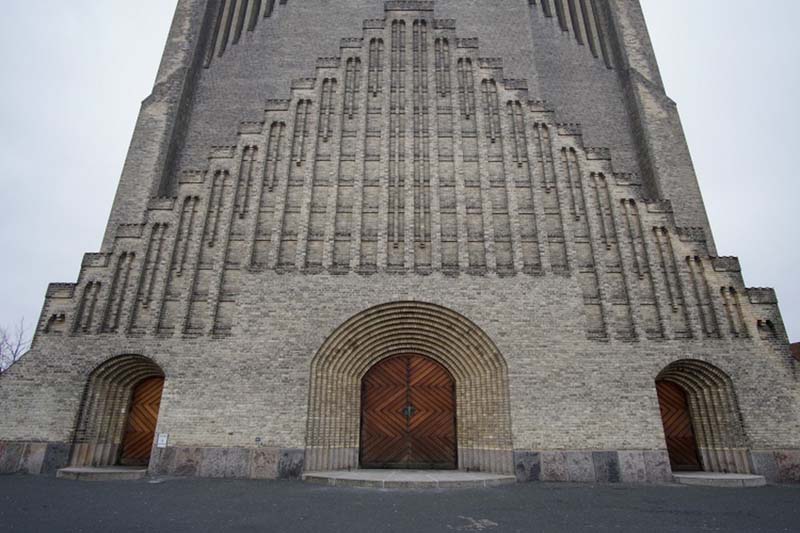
[[0, 1, 797, 342]]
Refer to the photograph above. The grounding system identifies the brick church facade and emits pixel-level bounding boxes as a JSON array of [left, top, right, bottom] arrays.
[[1, 0, 798, 483]]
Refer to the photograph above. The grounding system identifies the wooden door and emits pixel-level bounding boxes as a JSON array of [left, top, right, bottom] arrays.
[[656, 380, 702, 471], [120, 377, 165, 465], [360, 357, 408, 467], [360, 355, 457, 469]]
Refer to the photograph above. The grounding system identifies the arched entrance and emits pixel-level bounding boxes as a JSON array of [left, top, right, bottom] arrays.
[[360, 355, 457, 469], [306, 302, 513, 474], [69, 355, 165, 468], [656, 360, 751, 474], [655, 380, 701, 471]]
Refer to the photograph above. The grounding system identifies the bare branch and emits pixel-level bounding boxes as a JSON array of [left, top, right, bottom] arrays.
[[0, 317, 31, 373]]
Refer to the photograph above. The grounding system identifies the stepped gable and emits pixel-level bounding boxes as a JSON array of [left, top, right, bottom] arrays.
[[37, 1, 786, 344], [2, 0, 798, 487]]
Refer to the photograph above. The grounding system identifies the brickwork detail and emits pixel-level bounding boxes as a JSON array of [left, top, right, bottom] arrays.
[[305, 301, 514, 474], [35, 4, 787, 346], [657, 360, 751, 474], [207, 0, 291, 66], [2, 1, 798, 484], [529, 0, 613, 68], [69, 355, 164, 468]]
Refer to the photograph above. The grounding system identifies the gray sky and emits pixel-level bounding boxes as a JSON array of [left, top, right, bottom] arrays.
[[0, 1, 797, 342]]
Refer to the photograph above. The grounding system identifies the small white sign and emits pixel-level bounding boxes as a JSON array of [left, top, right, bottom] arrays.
[[156, 433, 169, 449]]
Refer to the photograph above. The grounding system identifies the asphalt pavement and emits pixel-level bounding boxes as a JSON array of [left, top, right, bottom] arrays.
[[0, 475, 798, 532]]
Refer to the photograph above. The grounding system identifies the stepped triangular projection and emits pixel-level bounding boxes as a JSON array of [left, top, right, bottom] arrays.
[[38, 0, 787, 345]]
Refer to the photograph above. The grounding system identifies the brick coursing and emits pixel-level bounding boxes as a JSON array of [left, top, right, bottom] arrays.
[[0, 0, 798, 483]]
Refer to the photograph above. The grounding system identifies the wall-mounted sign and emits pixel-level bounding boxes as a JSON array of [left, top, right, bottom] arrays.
[[157, 433, 169, 449]]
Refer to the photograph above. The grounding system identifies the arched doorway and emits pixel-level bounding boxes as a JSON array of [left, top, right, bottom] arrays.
[[360, 355, 457, 469], [655, 360, 751, 474], [655, 380, 701, 471], [70, 355, 165, 468], [305, 302, 513, 474]]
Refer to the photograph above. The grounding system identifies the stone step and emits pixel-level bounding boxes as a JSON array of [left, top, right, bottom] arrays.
[[303, 469, 516, 489], [56, 467, 148, 482], [673, 472, 767, 488]]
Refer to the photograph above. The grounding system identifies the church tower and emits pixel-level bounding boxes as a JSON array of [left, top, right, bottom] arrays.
[[1, 0, 798, 483]]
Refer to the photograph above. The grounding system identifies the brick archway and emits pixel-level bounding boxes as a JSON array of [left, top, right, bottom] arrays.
[[69, 355, 165, 468], [305, 302, 513, 474], [656, 359, 751, 474]]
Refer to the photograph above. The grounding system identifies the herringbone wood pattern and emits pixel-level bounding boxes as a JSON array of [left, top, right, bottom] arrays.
[[656, 380, 701, 471], [360, 357, 409, 467], [361, 355, 456, 469], [120, 377, 164, 465]]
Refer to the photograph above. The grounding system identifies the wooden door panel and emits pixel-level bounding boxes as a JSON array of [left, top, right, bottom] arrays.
[[120, 377, 164, 465], [656, 380, 701, 471], [360, 357, 409, 467], [360, 355, 457, 469], [408, 356, 457, 468]]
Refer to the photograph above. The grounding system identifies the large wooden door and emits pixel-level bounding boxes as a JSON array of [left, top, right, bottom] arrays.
[[120, 377, 165, 466], [360, 355, 457, 469], [656, 380, 702, 471]]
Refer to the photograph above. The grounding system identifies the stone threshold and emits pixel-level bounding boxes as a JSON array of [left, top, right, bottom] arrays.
[[673, 472, 767, 488], [56, 467, 148, 482], [303, 469, 517, 489]]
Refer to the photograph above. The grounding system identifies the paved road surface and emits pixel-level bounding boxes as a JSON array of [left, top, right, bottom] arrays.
[[0, 475, 798, 532]]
